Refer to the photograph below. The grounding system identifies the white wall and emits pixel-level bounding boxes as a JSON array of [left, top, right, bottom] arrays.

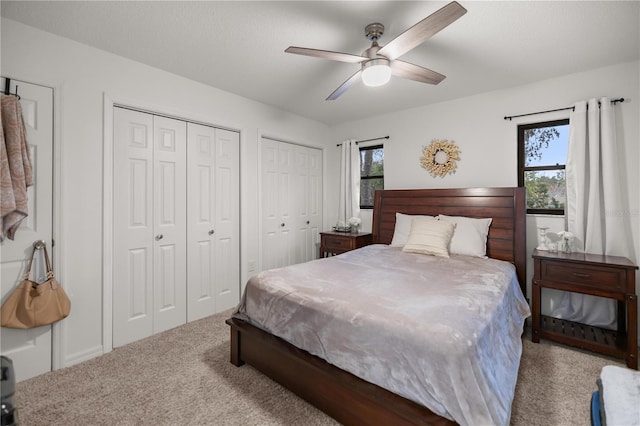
[[329, 60, 640, 337], [1, 18, 332, 366]]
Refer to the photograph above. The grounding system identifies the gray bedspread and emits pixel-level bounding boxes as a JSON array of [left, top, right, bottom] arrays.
[[234, 244, 531, 425]]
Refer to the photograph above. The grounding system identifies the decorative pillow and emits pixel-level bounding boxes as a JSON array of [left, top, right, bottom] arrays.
[[438, 214, 492, 258], [402, 217, 456, 258], [390, 213, 435, 247]]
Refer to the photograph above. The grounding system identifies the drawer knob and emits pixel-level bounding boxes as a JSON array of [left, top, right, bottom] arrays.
[[208, 229, 215, 235], [572, 272, 590, 278], [281, 223, 285, 227]]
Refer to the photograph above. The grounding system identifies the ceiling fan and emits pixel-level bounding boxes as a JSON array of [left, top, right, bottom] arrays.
[[285, 1, 467, 100]]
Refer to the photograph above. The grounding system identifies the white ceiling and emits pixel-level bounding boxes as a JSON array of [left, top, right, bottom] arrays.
[[2, 1, 639, 126]]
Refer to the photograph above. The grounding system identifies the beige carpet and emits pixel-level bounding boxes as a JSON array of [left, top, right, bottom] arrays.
[[15, 310, 624, 425]]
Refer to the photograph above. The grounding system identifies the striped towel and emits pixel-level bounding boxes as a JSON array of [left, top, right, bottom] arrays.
[[0, 94, 33, 241]]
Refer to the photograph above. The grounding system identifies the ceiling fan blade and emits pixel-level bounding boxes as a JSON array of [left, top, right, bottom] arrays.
[[390, 60, 445, 85], [378, 1, 467, 60], [285, 46, 368, 63], [326, 69, 362, 100]]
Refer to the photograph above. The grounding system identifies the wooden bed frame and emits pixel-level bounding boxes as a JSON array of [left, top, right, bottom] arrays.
[[227, 187, 526, 425]]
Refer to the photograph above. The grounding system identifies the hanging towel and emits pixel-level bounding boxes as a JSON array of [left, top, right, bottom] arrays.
[[0, 94, 33, 241]]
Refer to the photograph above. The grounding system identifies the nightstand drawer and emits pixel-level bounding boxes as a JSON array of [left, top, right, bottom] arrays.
[[322, 235, 352, 251], [540, 261, 625, 291]]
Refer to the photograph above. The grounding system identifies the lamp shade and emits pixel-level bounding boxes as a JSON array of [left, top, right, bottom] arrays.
[[361, 58, 391, 87]]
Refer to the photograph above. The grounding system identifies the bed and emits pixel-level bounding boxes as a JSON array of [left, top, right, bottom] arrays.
[[227, 187, 529, 425]]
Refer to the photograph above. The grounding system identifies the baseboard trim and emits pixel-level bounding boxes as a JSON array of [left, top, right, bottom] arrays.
[[64, 345, 104, 368]]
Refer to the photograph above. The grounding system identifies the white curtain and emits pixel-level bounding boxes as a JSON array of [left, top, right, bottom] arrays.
[[551, 97, 634, 328], [337, 139, 360, 227]]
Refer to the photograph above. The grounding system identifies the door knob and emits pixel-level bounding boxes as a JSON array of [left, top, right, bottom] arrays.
[[155, 234, 164, 241], [306, 221, 310, 224], [208, 229, 215, 235]]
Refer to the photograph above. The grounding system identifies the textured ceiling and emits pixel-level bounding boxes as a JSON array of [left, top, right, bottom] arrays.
[[2, 1, 639, 126]]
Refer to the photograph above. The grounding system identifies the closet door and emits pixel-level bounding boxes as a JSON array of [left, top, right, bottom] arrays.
[[113, 109, 186, 347], [261, 139, 322, 270], [261, 139, 294, 270], [261, 139, 278, 270], [187, 124, 239, 322], [306, 146, 322, 260], [278, 142, 296, 266], [212, 128, 240, 311], [292, 146, 322, 263], [293, 146, 310, 263], [293, 147, 311, 264], [152, 117, 187, 333], [113, 108, 154, 347]]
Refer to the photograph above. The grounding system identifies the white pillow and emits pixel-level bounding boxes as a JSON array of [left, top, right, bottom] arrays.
[[438, 214, 492, 258], [390, 213, 435, 247], [402, 217, 456, 258]]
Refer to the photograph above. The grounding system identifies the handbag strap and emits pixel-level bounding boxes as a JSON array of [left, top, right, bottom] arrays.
[[23, 241, 54, 281], [42, 244, 54, 280], [23, 245, 39, 281]]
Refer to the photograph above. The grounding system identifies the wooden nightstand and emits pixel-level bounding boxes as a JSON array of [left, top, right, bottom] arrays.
[[319, 231, 372, 258], [532, 249, 638, 369]]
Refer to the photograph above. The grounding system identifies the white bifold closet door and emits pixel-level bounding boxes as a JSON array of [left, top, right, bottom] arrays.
[[186, 123, 239, 322], [293, 144, 322, 264], [113, 109, 187, 347], [262, 139, 294, 270], [261, 138, 322, 271], [113, 108, 239, 347]]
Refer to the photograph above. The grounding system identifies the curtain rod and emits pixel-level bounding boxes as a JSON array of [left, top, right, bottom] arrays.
[[336, 135, 389, 147], [503, 98, 624, 121]]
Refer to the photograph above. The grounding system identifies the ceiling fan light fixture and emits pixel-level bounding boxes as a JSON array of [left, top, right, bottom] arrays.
[[285, 2, 466, 99], [361, 58, 391, 87]]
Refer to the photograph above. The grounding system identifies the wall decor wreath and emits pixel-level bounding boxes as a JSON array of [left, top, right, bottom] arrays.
[[420, 139, 461, 178]]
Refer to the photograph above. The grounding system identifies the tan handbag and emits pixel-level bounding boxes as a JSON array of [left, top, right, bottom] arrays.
[[1, 242, 71, 328]]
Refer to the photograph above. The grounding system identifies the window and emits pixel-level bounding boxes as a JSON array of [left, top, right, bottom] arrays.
[[518, 119, 569, 215], [359, 144, 384, 209]]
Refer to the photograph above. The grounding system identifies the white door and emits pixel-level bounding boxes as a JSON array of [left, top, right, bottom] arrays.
[[211, 128, 239, 312], [306, 147, 322, 260], [113, 108, 154, 346], [293, 147, 310, 264], [152, 116, 187, 333], [112, 108, 186, 347], [186, 124, 239, 321], [261, 138, 295, 270], [261, 139, 323, 270], [261, 138, 279, 270], [293, 145, 323, 263], [0, 78, 54, 381], [277, 142, 295, 266]]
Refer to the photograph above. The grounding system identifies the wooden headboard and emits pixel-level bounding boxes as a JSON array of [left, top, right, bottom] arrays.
[[372, 187, 526, 296]]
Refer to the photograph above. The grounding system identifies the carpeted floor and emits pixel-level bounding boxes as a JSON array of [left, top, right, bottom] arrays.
[[15, 310, 624, 425]]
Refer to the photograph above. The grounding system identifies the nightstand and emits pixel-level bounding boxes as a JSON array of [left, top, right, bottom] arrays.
[[319, 231, 372, 258], [532, 249, 638, 369]]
